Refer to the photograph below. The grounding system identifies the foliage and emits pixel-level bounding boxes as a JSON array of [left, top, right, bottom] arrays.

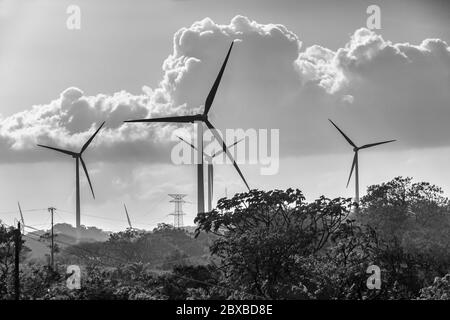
[[195, 183, 450, 300], [61, 224, 213, 269], [195, 189, 353, 299], [358, 176, 450, 254], [0, 223, 29, 299], [1, 177, 450, 300], [418, 274, 450, 300]]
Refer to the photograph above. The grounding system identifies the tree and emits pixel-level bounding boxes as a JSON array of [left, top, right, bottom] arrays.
[[0, 222, 29, 299], [0, 224, 17, 298], [358, 176, 450, 242], [61, 225, 212, 269], [350, 177, 450, 298], [419, 274, 450, 300], [195, 189, 353, 299], [358, 177, 450, 275]]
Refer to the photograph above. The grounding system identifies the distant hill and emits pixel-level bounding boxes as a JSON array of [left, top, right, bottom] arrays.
[[24, 223, 110, 261], [56, 224, 216, 269], [22, 223, 213, 268]]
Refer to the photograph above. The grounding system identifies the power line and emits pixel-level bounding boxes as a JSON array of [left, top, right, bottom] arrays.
[[140, 194, 170, 219], [55, 208, 166, 229], [0, 208, 48, 215]]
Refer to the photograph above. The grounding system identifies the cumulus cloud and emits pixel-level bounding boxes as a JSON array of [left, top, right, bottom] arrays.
[[0, 15, 449, 164]]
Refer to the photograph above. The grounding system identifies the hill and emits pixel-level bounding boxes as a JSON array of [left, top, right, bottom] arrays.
[[24, 223, 110, 261]]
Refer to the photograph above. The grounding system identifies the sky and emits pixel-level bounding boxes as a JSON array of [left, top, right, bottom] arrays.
[[0, 0, 449, 232]]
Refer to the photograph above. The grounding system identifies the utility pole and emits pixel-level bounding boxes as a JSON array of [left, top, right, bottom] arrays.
[[48, 207, 55, 270], [14, 222, 21, 300]]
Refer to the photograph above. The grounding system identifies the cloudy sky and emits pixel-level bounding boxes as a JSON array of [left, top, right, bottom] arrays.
[[0, 0, 449, 231]]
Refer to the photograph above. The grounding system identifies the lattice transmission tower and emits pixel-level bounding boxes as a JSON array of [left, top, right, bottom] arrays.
[[168, 194, 187, 228]]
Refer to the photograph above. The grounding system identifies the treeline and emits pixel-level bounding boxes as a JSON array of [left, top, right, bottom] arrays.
[[1, 176, 450, 299], [59, 224, 214, 269]]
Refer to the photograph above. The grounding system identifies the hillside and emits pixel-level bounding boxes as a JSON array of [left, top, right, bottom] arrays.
[[24, 223, 110, 261]]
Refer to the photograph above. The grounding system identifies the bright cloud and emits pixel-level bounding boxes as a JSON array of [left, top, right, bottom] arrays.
[[0, 15, 449, 164]]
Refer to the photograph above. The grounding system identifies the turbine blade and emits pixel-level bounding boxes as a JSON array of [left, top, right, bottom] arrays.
[[125, 115, 201, 124], [37, 144, 77, 157], [80, 156, 95, 199], [81, 121, 105, 153], [229, 138, 244, 148], [212, 149, 224, 158], [124, 204, 132, 229], [205, 120, 250, 191], [359, 139, 396, 150], [17, 202, 24, 226], [329, 119, 357, 148], [212, 137, 244, 158], [178, 135, 212, 161], [177, 136, 198, 151], [204, 41, 234, 115], [346, 153, 357, 188]]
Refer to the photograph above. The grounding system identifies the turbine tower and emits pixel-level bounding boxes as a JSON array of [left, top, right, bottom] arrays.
[[177, 136, 243, 211], [37, 121, 105, 228], [125, 41, 250, 215], [168, 194, 187, 229], [329, 119, 396, 205]]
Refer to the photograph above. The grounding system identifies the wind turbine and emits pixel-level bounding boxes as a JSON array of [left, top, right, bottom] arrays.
[[177, 136, 243, 211], [123, 204, 133, 230], [17, 202, 25, 233], [125, 41, 250, 215], [328, 119, 396, 205], [37, 122, 105, 228]]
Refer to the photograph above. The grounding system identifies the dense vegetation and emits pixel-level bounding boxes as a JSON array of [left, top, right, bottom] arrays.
[[1, 176, 449, 300]]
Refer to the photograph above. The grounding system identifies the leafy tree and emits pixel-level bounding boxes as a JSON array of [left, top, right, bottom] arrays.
[[357, 176, 450, 289], [419, 274, 450, 300], [3, 178, 450, 300], [358, 177, 450, 247], [195, 189, 353, 299], [159, 265, 221, 300], [61, 225, 212, 269], [0, 222, 29, 299]]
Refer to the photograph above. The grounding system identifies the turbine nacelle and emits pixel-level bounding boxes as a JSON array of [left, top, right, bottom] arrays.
[[192, 113, 208, 123]]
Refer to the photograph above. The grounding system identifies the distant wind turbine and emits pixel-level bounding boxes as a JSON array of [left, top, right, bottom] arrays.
[[123, 204, 133, 230], [329, 119, 396, 205], [177, 135, 243, 211], [17, 202, 25, 233], [37, 122, 105, 228], [125, 41, 250, 215]]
